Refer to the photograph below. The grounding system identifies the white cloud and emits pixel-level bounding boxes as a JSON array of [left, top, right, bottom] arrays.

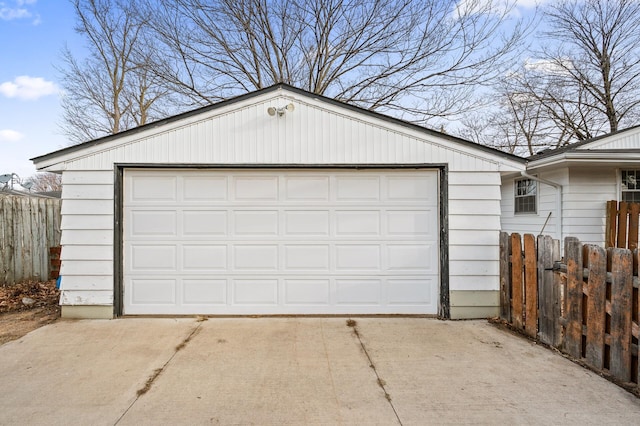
[[525, 58, 573, 75], [0, 129, 24, 142], [453, 0, 552, 18], [0, 76, 58, 100], [0, 0, 38, 24]]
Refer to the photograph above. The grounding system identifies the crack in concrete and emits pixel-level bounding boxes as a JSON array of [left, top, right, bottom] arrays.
[[113, 320, 205, 425], [347, 319, 403, 426]]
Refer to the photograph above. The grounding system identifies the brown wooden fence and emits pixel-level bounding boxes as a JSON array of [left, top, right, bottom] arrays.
[[606, 200, 640, 250], [0, 194, 61, 285], [501, 232, 640, 391]]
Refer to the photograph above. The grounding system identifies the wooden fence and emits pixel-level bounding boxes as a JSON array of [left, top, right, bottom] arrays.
[[606, 200, 640, 250], [501, 232, 640, 391], [0, 194, 61, 285]]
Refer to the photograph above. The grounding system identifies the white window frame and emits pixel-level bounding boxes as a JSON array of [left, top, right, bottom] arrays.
[[618, 169, 640, 203], [514, 177, 537, 214]]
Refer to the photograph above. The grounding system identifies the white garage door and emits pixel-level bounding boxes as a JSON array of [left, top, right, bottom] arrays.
[[123, 169, 439, 315]]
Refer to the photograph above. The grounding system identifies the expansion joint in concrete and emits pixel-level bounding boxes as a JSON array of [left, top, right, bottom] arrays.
[[346, 319, 403, 426], [113, 319, 206, 425]]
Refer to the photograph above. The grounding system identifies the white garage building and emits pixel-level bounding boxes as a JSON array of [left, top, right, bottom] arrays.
[[32, 85, 524, 319]]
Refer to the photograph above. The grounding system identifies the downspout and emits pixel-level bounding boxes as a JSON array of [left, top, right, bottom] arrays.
[[520, 171, 563, 240]]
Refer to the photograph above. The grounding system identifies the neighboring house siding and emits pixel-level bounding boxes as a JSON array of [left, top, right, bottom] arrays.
[[563, 168, 617, 245], [501, 167, 618, 246], [500, 168, 567, 239]]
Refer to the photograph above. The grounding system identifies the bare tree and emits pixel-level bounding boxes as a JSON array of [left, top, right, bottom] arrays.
[[58, 0, 169, 144], [142, 0, 526, 124], [500, 0, 640, 146], [24, 173, 63, 193]]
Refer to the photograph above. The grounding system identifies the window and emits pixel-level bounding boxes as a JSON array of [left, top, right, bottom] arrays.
[[621, 170, 640, 202], [514, 178, 537, 214]]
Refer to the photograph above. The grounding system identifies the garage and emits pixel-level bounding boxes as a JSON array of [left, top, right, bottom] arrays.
[[123, 168, 439, 315], [31, 84, 526, 319]]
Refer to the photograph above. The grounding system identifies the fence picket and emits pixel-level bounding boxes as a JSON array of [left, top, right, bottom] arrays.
[[564, 237, 583, 358], [617, 202, 629, 248], [609, 248, 633, 382], [629, 203, 640, 251], [510, 233, 524, 330], [524, 234, 537, 337], [585, 245, 607, 370], [499, 232, 511, 322]]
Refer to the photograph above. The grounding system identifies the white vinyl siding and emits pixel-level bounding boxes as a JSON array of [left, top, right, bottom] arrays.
[[563, 168, 616, 245], [448, 172, 501, 291], [58, 171, 114, 305]]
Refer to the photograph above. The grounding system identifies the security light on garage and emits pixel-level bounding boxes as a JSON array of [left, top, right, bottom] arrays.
[[267, 103, 294, 117]]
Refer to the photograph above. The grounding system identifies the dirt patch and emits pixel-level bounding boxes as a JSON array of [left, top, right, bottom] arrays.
[[0, 280, 60, 345]]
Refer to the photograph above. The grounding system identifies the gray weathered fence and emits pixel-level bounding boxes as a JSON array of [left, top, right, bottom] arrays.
[[0, 194, 61, 285]]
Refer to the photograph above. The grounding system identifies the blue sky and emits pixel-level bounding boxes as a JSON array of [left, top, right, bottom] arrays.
[[0, 0, 82, 179], [0, 0, 545, 180]]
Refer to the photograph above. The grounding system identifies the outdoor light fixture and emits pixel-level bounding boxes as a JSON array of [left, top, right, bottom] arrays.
[[0, 174, 12, 184], [267, 103, 295, 117]]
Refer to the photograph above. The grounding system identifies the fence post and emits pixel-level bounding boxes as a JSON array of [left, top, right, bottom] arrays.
[[585, 245, 607, 370], [564, 237, 583, 358], [499, 232, 511, 322], [617, 202, 629, 249], [609, 248, 633, 383]]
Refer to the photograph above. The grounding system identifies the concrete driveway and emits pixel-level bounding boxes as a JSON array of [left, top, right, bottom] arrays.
[[1, 318, 639, 425]]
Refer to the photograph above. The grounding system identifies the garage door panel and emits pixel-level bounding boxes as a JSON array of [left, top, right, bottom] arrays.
[[284, 176, 329, 201], [183, 245, 227, 270], [284, 245, 330, 270], [130, 245, 177, 270], [284, 279, 330, 305], [233, 210, 278, 235], [233, 279, 278, 304], [387, 279, 434, 304], [284, 210, 330, 235], [183, 176, 227, 201], [183, 279, 227, 304], [387, 245, 434, 271], [233, 245, 278, 270], [387, 175, 438, 203], [130, 279, 176, 304], [387, 209, 437, 237], [337, 279, 381, 304], [233, 176, 278, 200], [123, 169, 439, 315], [183, 211, 227, 235], [335, 245, 381, 270], [130, 176, 177, 201], [130, 211, 177, 236], [336, 176, 380, 200], [336, 211, 380, 235]]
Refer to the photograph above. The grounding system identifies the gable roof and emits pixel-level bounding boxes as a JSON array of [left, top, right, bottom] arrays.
[[32, 83, 524, 167], [526, 124, 640, 167]]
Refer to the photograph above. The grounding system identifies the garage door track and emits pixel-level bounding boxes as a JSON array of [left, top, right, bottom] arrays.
[[1, 318, 639, 425]]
